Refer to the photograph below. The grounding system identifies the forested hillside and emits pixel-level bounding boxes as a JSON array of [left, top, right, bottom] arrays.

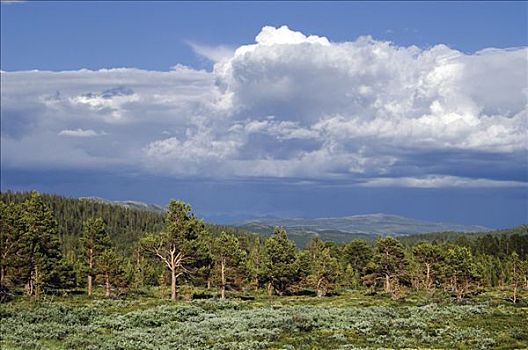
[[0, 191, 254, 254], [1, 191, 165, 253]]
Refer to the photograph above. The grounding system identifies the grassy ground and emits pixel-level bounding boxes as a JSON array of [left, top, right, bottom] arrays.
[[1, 289, 527, 349]]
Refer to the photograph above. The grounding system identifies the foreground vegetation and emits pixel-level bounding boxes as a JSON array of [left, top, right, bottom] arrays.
[[1, 289, 527, 350]]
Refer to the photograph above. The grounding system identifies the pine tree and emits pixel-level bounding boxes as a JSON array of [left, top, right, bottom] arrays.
[[413, 242, 444, 290], [196, 230, 215, 290], [140, 200, 206, 301], [246, 236, 264, 291], [97, 249, 127, 298], [509, 252, 524, 303], [212, 232, 245, 299], [341, 239, 372, 286], [367, 237, 408, 298], [80, 218, 112, 296], [263, 227, 299, 296], [443, 246, 479, 302], [306, 238, 340, 297]]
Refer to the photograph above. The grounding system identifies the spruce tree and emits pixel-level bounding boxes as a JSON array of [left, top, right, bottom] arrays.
[[18, 192, 64, 298], [0, 202, 23, 287]]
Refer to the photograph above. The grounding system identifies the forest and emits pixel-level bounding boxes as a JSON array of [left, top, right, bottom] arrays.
[[1, 191, 527, 349]]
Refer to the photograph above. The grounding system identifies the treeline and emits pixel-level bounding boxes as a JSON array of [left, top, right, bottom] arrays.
[[1, 192, 527, 303], [399, 225, 528, 258]]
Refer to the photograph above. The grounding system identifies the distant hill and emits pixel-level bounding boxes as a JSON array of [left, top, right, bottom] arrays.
[[79, 196, 165, 214], [238, 214, 490, 247]]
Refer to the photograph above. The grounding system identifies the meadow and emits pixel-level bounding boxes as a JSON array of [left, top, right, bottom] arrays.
[[1, 289, 527, 350]]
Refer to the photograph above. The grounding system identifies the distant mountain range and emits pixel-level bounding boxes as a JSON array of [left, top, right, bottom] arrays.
[[77, 196, 491, 247], [79, 196, 165, 214], [237, 214, 490, 247]]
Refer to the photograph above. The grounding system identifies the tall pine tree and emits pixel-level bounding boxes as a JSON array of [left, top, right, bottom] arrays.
[[80, 218, 112, 296], [140, 200, 207, 301]]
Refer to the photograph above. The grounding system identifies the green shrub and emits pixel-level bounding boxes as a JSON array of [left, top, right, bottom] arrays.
[[1, 295, 526, 350]]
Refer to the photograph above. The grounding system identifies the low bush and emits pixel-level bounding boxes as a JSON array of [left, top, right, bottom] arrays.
[[1, 292, 527, 349]]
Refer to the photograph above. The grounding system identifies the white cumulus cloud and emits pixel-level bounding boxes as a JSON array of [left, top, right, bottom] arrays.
[[1, 26, 526, 187]]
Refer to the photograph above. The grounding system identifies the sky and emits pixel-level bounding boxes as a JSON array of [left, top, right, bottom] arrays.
[[1, 1, 527, 227]]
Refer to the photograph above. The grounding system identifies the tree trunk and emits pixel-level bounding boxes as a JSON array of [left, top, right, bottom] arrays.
[[454, 277, 463, 302], [105, 272, 111, 298], [0, 265, 5, 284], [207, 278, 211, 289], [220, 258, 226, 299], [88, 248, 94, 296], [25, 268, 34, 297], [425, 263, 431, 290], [87, 275, 93, 297], [384, 274, 391, 293], [171, 267, 177, 301], [391, 280, 400, 300], [316, 278, 325, 297], [25, 280, 33, 297], [134, 249, 143, 289], [254, 276, 259, 291], [32, 265, 41, 299], [512, 263, 518, 304], [136, 249, 141, 268]]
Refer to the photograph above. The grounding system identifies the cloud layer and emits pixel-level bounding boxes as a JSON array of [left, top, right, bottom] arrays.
[[2, 26, 526, 187]]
